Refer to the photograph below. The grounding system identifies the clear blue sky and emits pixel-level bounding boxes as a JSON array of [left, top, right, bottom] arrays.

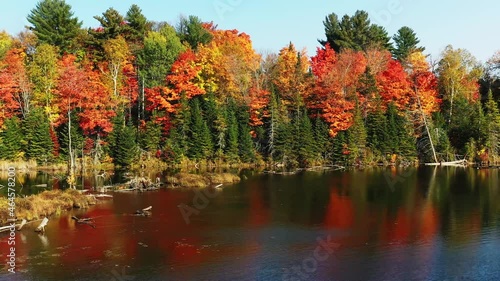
[[1, 0, 499, 62]]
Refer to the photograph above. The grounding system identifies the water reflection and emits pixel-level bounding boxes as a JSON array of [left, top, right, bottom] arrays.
[[0, 167, 499, 280]]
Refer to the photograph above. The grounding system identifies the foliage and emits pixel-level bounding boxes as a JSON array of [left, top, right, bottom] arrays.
[[320, 10, 392, 52], [0, 3, 496, 167], [27, 0, 82, 53], [392, 27, 425, 62]]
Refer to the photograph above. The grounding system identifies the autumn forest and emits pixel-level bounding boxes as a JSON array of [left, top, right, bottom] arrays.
[[1, 0, 500, 169]]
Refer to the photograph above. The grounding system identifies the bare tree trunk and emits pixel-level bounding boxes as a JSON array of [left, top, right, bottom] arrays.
[[415, 87, 438, 163]]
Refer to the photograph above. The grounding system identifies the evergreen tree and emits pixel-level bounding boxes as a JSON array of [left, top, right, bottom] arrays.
[[484, 90, 500, 161], [347, 101, 367, 162], [266, 91, 280, 161], [27, 0, 82, 53], [172, 95, 192, 157], [138, 120, 162, 152], [392, 26, 425, 62], [237, 104, 255, 162], [385, 103, 416, 157], [0, 117, 24, 160], [385, 103, 400, 153], [367, 100, 388, 156], [448, 98, 479, 152], [188, 98, 213, 160], [176, 15, 213, 50], [106, 112, 125, 160], [114, 124, 137, 167], [225, 105, 239, 161], [320, 10, 392, 52], [23, 109, 53, 163], [314, 114, 331, 161], [331, 131, 348, 164], [88, 8, 126, 60], [274, 121, 294, 166], [124, 4, 149, 45], [201, 93, 219, 147], [295, 110, 316, 167]]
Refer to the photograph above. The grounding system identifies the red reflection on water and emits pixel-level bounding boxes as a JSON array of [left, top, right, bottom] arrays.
[[55, 204, 119, 267], [324, 189, 354, 229], [419, 203, 439, 240], [246, 182, 270, 227]]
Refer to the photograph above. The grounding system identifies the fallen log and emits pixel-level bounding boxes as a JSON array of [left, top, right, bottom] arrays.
[[71, 216, 96, 228], [35, 217, 49, 233], [0, 224, 16, 233], [95, 194, 113, 198], [0, 219, 41, 233], [134, 206, 152, 216]]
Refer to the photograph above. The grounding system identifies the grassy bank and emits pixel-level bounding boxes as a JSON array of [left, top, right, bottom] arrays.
[[166, 172, 241, 188], [0, 189, 97, 225]]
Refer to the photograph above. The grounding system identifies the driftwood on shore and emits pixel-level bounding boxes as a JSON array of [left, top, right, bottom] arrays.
[[0, 219, 40, 233], [166, 173, 240, 189], [264, 165, 346, 175], [425, 159, 467, 167], [114, 177, 161, 192]]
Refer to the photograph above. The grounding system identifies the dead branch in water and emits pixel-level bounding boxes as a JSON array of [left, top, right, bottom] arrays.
[[71, 216, 96, 228], [35, 217, 49, 233]]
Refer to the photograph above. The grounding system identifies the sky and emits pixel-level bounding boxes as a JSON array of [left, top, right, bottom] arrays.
[[1, 0, 500, 62]]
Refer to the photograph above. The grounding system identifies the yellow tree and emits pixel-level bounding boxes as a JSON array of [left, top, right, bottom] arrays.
[[406, 51, 440, 115], [28, 43, 59, 124], [0, 31, 12, 59], [274, 43, 311, 116], [437, 45, 482, 124], [196, 27, 261, 104], [103, 36, 131, 105]]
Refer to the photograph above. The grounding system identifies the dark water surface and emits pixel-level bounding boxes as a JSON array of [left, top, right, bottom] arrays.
[[1, 167, 500, 281]]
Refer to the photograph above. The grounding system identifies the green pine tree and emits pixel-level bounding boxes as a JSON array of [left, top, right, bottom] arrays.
[[484, 90, 500, 161], [138, 120, 162, 152], [114, 124, 137, 167], [366, 99, 388, 156], [237, 105, 255, 163], [313, 114, 330, 161], [347, 101, 367, 163], [225, 105, 239, 161], [23, 109, 53, 163], [27, 0, 82, 53], [0, 117, 24, 160], [188, 98, 213, 160], [295, 110, 316, 167], [331, 131, 348, 164]]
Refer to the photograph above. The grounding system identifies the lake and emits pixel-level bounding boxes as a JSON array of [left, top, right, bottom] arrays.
[[1, 167, 500, 280]]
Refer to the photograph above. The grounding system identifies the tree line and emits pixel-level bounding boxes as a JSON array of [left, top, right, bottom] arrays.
[[1, 1, 500, 169]]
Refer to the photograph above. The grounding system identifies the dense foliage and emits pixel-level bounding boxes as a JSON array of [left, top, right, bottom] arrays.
[[0, 1, 499, 167]]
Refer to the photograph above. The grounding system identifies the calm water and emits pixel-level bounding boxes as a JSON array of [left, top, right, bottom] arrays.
[[1, 167, 500, 281]]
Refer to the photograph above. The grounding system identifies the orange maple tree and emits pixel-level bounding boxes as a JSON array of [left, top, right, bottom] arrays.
[[0, 48, 30, 126], [310, 44, 366, 137], [146, 49, 205, 128], [376, 59, 412, 110], [55, 54, 86, 126], [78, 65, 116, 137], [406, 51, 440, 115]]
